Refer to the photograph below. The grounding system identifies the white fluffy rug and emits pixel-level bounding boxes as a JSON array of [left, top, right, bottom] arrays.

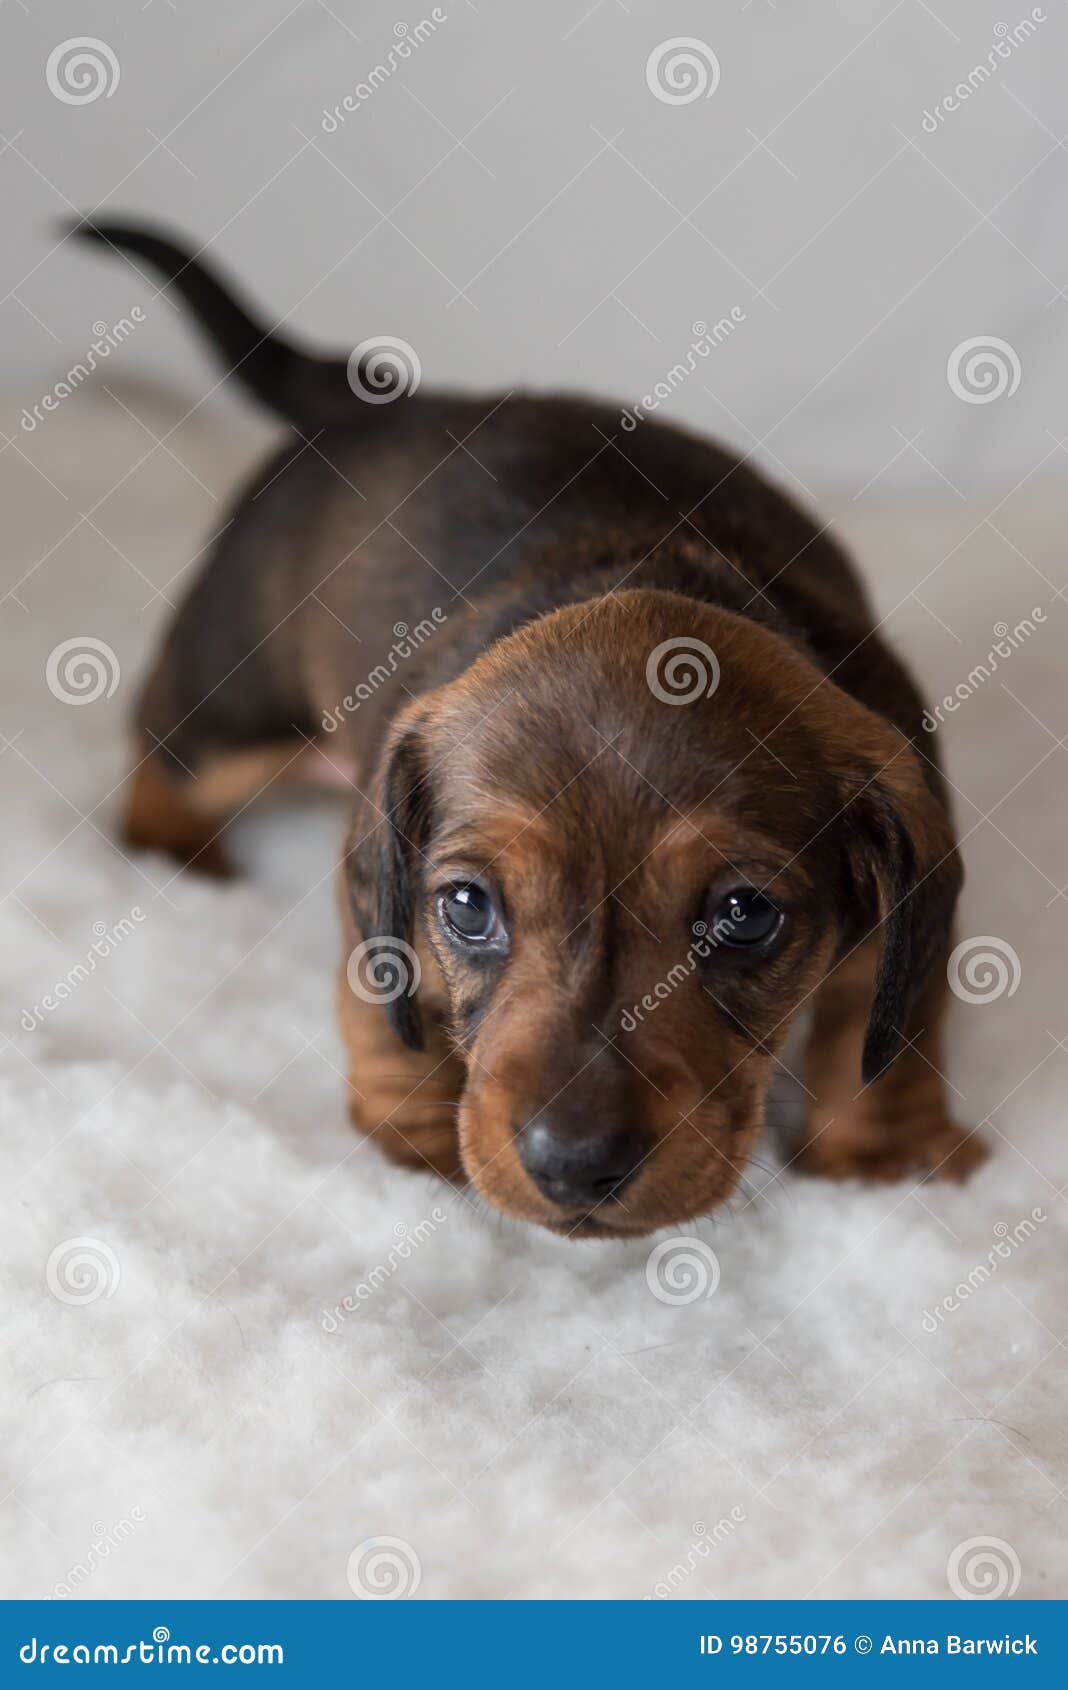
[[3, 387, 1066, 1601]]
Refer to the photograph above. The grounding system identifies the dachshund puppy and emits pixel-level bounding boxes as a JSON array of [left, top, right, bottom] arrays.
[[80, 222, 985, 1238]]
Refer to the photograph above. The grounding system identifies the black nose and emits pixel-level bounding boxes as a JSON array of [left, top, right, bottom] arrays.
[[518, 1115, 647, 1210]]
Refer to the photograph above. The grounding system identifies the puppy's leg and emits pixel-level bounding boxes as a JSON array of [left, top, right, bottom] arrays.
[[336, 972, 465, 1182], [123, 749, 237, 878], [798, 939, 986, 1183], [123, 740, 313, 878]]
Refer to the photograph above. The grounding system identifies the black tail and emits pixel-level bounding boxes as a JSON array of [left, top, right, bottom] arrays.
[[69, 219, 358, 428]]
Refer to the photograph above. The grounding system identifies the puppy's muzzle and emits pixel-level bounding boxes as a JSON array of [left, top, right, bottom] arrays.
[[517, 1112, 648, 1211]]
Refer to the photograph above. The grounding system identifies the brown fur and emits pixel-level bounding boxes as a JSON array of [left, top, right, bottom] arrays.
[[90, 224, 987, 1239]]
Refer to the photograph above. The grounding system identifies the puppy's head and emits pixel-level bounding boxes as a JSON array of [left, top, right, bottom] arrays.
[[347, 590, 959, 1238]]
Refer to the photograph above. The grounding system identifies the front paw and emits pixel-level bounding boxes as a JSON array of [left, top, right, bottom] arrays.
[[347, 1093, 464, 1183], [797, 1118, 988, 1185]]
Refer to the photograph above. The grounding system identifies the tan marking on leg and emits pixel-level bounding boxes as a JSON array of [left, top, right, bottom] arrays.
[[122, 753, 234, 879], [799, 939, 987, 1183], [192, 740, 310, 813], [336, 967, 465, 1183], [124, 737, 356, 879]]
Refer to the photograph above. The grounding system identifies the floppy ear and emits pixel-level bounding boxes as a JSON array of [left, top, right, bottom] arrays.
[[841, 747, 962, 1085], [343, 710, 435, 1051]]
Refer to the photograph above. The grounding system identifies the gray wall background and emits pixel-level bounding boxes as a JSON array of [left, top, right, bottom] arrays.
[[3, 0, 1065, 495]]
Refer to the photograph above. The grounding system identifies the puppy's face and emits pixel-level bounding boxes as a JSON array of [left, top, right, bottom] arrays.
[[351, 590, 958, 1238]]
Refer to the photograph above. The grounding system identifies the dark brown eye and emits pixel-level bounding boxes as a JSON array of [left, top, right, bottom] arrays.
[[440, 884, 500, 944], [708, 888, 783, 949]]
